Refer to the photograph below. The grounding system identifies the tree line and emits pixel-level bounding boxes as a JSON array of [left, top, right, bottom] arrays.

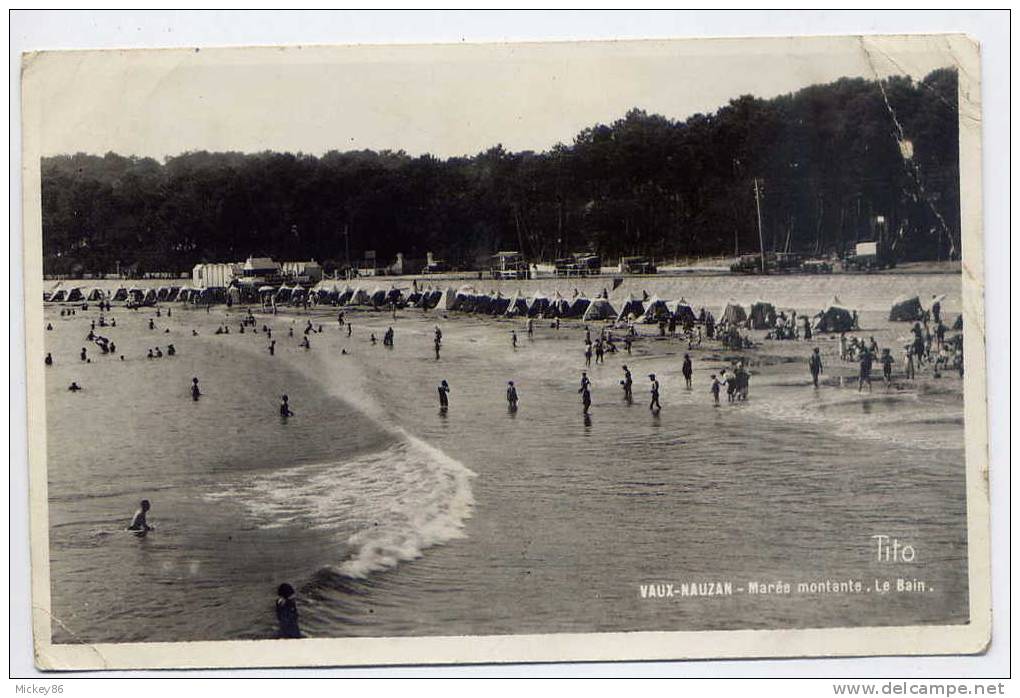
[[41, 68, 960, 277]]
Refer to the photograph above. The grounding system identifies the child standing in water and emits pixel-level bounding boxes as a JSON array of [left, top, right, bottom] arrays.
[[438, 380, 450, 409]]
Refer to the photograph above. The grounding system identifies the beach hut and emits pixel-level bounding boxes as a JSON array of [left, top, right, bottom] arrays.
[[582, 297, 617, 322], [505, 291, 529, 317], [641, 296, 671, 323], [749, 301, 778, 329], [813, 300, 854, 333], [721, 302, 748, 326], [889, 295, 925, 322], [615, 295, 644, 323], [564, 295, 590, 319]]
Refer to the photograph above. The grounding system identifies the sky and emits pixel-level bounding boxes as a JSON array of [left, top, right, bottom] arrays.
[[24, 35, 959, 160]]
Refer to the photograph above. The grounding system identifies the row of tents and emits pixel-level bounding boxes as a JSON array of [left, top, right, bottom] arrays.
[[44, 280, 877, 335], [44, 285, 228, 305]]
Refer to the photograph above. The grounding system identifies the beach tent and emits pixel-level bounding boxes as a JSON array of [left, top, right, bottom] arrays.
[[50, 289, 67, 302], [275, 286, 293, 303], [670, 300, 697, 325], [155, 287, 170, 301], [487, 293, 510, 315], [66, 287, 85, 303], [345, 287, 370, 306], [333, 285, 352, 305], [166, 287, 181, 302], [384, 288, 405, 307], [615, 295, 645, 323], [227, 287, 242, 305], [451, 286, 477, 312], [112, 287, 128, 301], [86, 287, 107, 301], [748, 301, 778, 329], [721, 302, 748, 326], [435, 287, 457, 312], [527, 292, 550, 317], [43, 290, 53, 302], [290, 288, 308, 305], [505, 291, 529, 317], [641, 296, 672, 323], [582, 297, 617, 322], [813, 300, 854, 333], [889, 295, 924, 322], [564, 296, 590, 319], [143, 288, 157, 304], [405, 289, 423, 306], [548, 292, 570, 318], [369, 287, 388, 307]]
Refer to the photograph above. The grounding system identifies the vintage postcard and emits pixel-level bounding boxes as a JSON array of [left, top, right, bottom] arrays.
[[21, 34, 989, 670]]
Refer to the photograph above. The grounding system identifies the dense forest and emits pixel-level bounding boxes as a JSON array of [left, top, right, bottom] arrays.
[[41, 68, 960, 277]]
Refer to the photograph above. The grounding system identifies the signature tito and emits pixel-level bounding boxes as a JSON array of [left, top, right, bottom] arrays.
[[872, 534, 917, 562]]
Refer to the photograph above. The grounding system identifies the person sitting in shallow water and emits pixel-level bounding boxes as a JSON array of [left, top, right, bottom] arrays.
[[68, 381, 81, 391], [45, 353, 53, 366]]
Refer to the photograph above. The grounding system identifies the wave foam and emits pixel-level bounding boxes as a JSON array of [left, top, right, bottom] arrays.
[[205, 430, 475, 579]]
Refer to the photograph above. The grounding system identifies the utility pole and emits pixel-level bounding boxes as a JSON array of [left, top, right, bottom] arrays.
[[753, 178, 766, 273], [343, 224, 350, 279]]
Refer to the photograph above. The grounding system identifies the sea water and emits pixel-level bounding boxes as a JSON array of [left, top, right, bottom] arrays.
[[42, 273, 967, 643]]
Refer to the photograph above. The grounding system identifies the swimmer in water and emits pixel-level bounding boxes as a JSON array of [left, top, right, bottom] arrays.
[[149, 319, 155, 330], [191, 377, 201, 401], [80, 347, 88, 362], [438, 380, 450, 409], [68, 382, 81, 391], [127, 499, 153, 532], [269, 340, 276, 356], [279, 394, 294, 417], [45, 353, 53, 366]]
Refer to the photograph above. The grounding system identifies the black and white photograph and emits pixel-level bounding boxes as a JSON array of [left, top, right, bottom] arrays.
[[19, 30, 990, 670]]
